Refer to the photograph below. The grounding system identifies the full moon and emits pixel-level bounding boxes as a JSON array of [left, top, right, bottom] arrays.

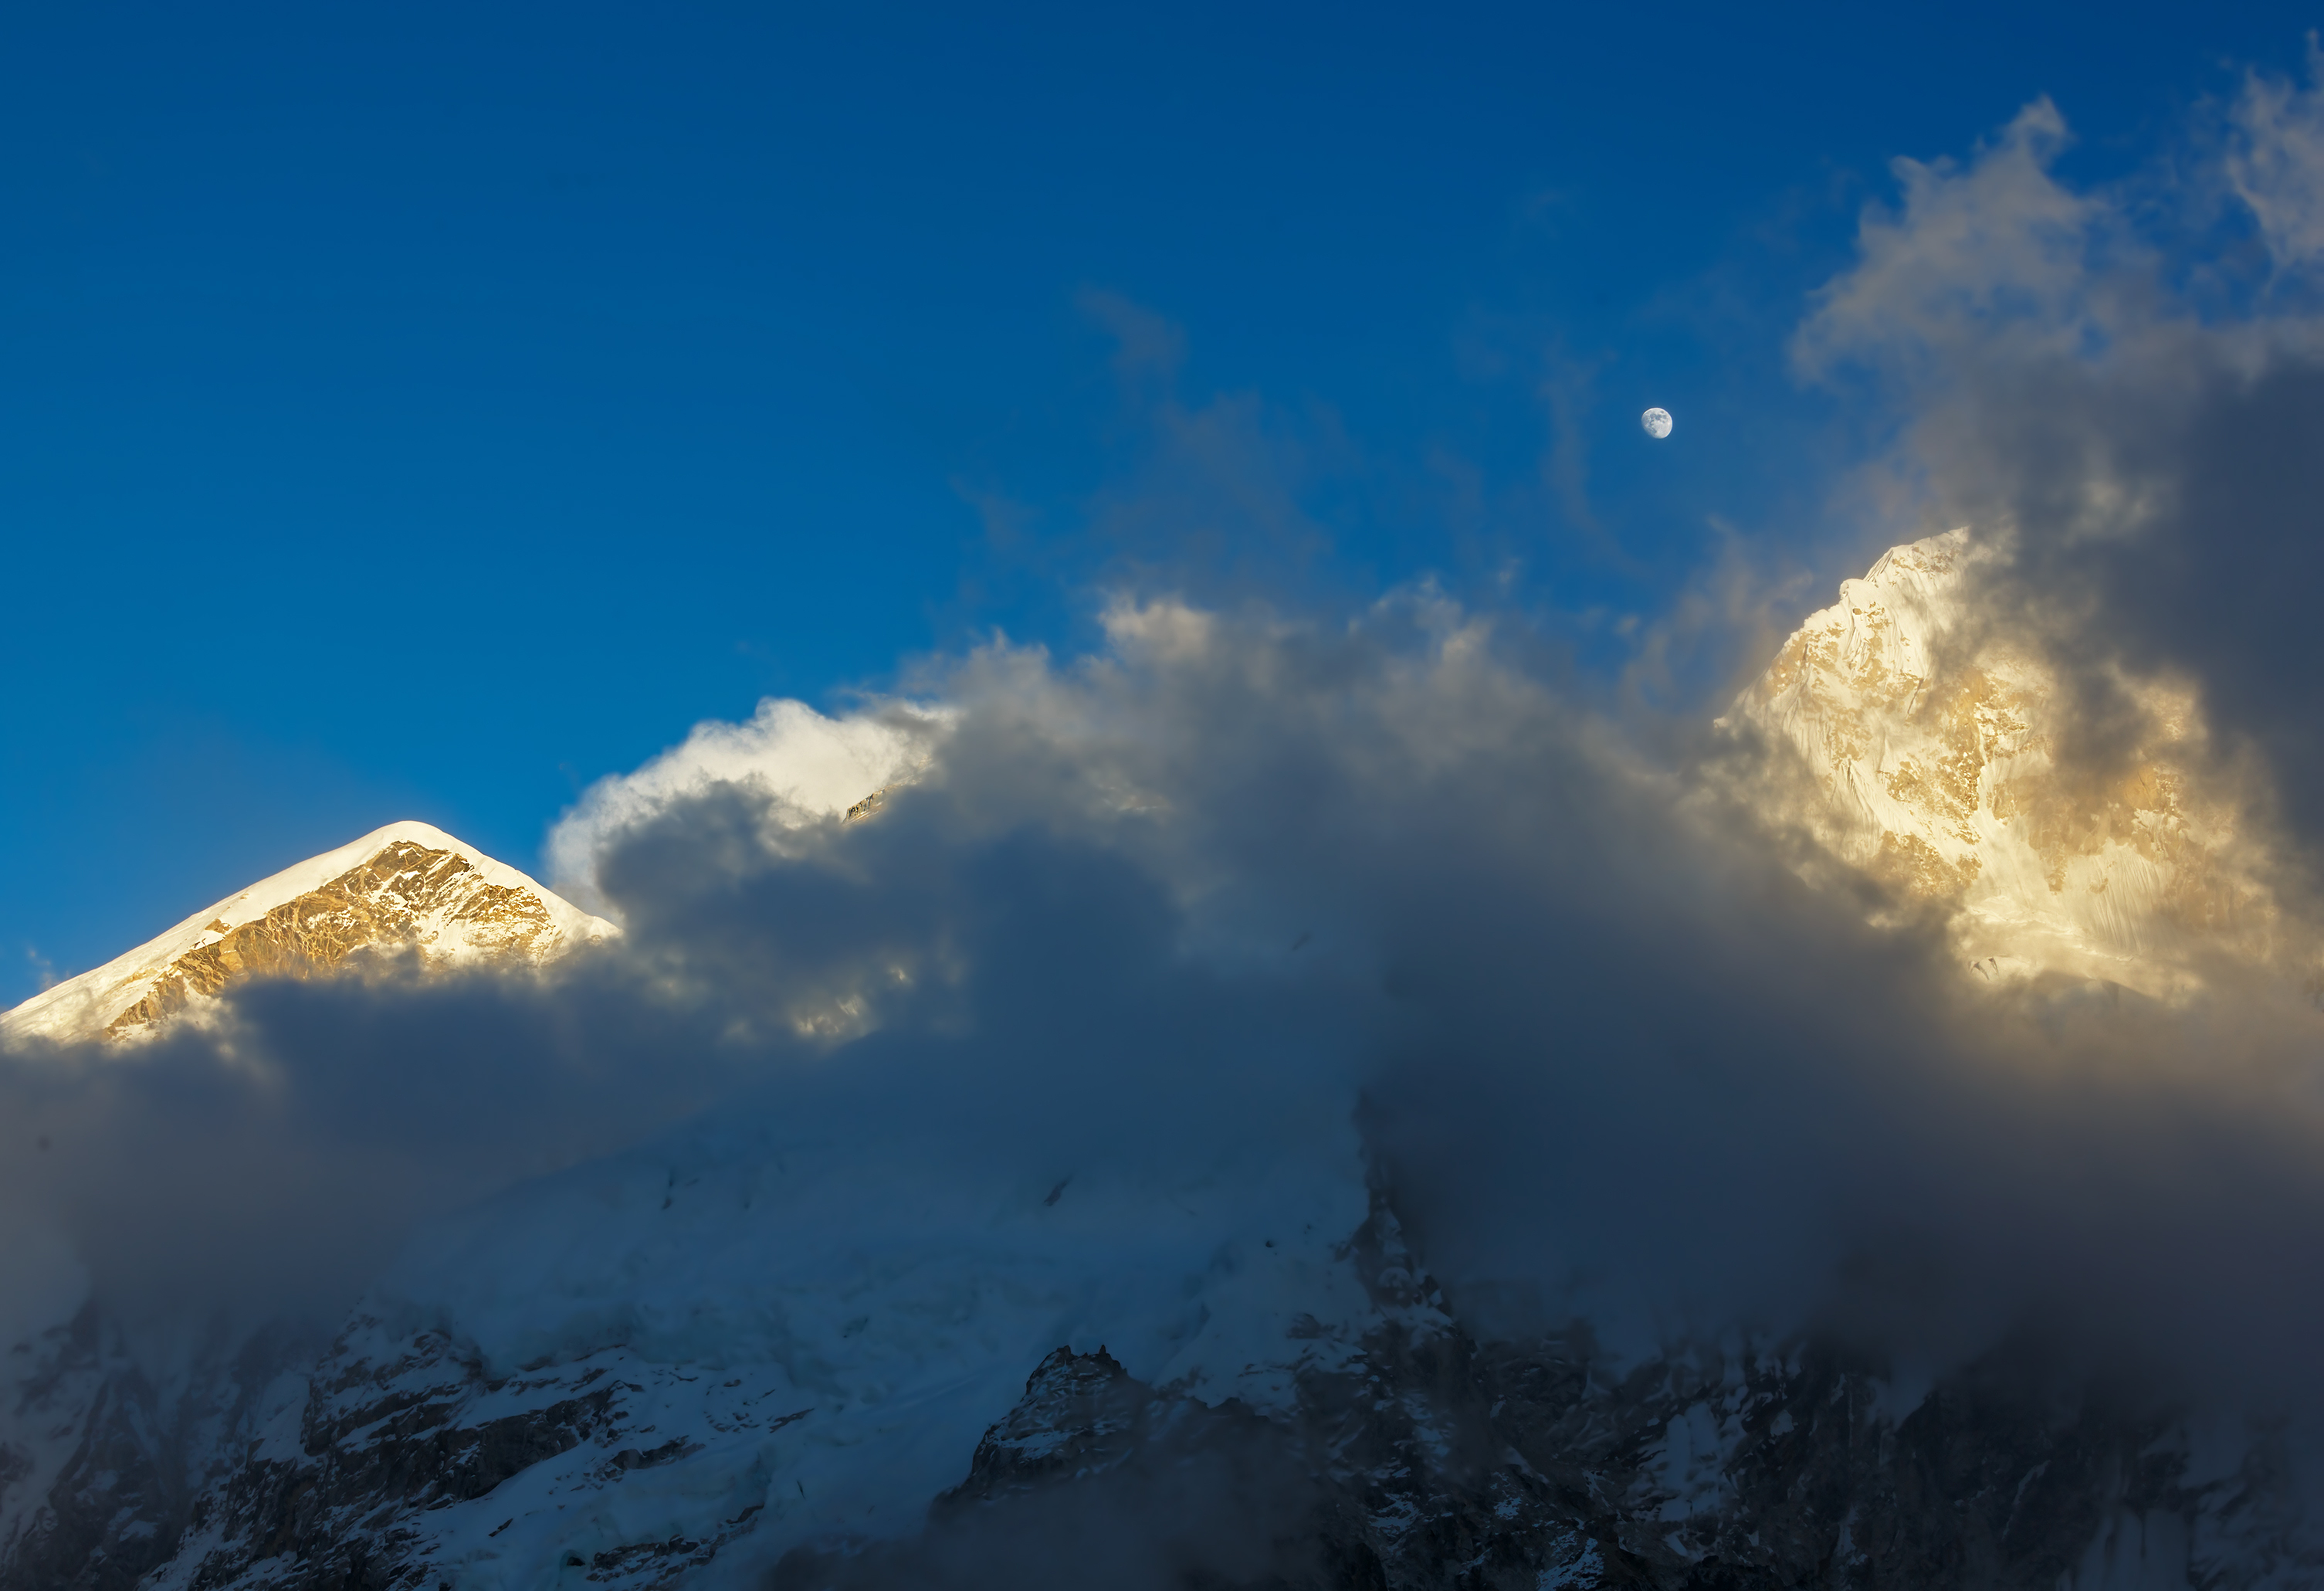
[[1641, 407, 1673, 439]]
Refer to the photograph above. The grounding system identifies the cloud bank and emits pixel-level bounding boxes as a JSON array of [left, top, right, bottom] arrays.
[[13, 583, 2324, 1405]]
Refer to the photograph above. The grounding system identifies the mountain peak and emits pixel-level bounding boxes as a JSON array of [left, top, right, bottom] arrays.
[[1, 821, 615, 1045], [1729, 531, 2270, 993]]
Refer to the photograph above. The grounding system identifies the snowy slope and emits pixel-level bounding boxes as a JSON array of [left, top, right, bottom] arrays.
[[151, 1098, 1380, 1588], [0, 821, 616, 1045]]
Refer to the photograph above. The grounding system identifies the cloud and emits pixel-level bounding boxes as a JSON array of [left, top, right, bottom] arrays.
[[547, 697, 942, 914], [1792, 100, 2114, 387], [539, 593, 2324, 1405], [0, 953, 759, 1331]]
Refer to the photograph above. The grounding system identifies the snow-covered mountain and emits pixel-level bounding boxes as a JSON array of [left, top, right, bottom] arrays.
[[142, 1108, 1386, 1588], [1726, 530, 2278, 995], [1, 822, 616, 1045], [4, 567, 2319, 1590]]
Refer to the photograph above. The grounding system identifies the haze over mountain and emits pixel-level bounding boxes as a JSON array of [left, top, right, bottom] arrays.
[[5, 529, 2321, 1589]]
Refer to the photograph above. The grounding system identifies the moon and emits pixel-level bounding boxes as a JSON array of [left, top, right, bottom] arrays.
[[1641, 407, 1673, 439]]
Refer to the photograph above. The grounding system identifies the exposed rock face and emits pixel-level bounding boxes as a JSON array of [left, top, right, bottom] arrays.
[[0, 1310, 799, 1591], [0, 1305, 186, 1591], [1, 822, 615, 1045], [1726, 531, 2276, 994], [0, 1308, 324, 1591], [769, 1347, 1324, 1590], [152, 1316, 766, 1591]]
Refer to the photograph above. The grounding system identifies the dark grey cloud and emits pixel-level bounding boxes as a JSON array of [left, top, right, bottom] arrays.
[[0, 949, 750, 1329]]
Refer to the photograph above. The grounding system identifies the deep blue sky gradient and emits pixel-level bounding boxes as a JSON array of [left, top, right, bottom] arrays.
[[3, 0, 2314, 1000]]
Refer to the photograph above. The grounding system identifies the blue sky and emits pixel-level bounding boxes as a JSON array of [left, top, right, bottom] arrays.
[[3, 0, 2315, 1002]]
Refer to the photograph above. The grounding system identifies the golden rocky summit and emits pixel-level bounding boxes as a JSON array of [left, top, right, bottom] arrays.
[[1, 821, 614, 1045], [1729, 530, 2272, 994]]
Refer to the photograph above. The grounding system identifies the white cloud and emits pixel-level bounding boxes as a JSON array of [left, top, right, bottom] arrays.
[[546, 697, 946, 911]]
